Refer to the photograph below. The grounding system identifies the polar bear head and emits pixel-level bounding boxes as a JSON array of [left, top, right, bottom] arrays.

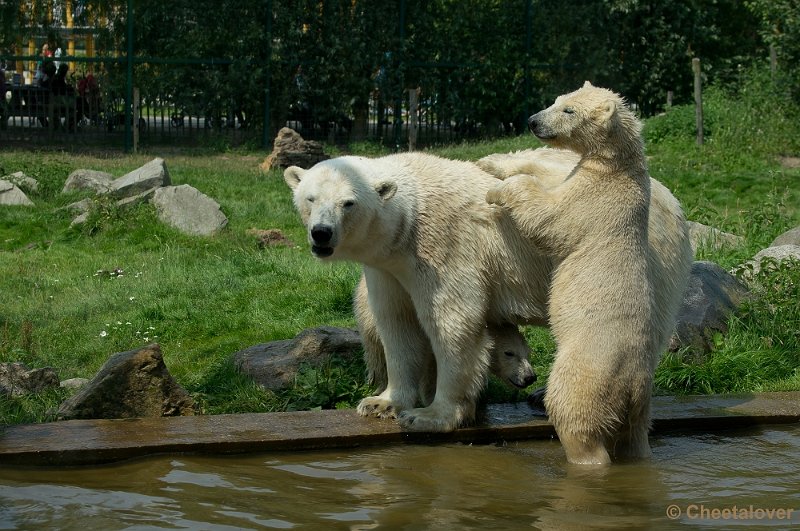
[[527, 81, 641, 156], [489, 324, 536, 388], [284, 157, 400, 261]]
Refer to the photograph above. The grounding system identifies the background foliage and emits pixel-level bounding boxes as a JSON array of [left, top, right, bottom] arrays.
[[2, 0, 798, 144]]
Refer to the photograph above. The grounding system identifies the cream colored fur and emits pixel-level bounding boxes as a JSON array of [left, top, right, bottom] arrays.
[[353, 274, 536, 406], [285, 154, 555, 432], [486, 82, 692, 464]]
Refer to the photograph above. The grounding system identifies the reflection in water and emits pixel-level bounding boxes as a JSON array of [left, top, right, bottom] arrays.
[[1, 426, 799, 530]]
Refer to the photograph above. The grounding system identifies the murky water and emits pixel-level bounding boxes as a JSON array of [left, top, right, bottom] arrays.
[[1, 425, 799, 530]]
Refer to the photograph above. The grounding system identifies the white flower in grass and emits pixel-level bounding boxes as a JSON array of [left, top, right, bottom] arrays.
[[99, 330, 108, 338]]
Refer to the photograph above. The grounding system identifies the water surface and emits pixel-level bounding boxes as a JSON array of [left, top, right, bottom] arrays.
[[1, 425, 799, 529]]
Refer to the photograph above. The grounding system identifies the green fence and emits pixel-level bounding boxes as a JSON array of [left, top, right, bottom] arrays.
[[2, 0, 597, 152]]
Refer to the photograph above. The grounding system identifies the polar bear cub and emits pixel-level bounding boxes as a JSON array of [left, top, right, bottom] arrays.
[[487, 82, 668, 464]]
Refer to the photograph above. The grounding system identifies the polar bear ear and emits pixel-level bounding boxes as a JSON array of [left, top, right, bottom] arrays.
[[598, 99, 617, 123], [284, 166, 305, 190], [583, 80, 594, 88], [375, 181, 397, 202]]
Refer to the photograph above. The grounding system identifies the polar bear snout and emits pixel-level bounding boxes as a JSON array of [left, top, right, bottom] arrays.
[[311, 224, 333, 245], [310, 224, 335, 257], [528, 112, 556, 140]]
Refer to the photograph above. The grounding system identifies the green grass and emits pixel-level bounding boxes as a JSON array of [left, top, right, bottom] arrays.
[[2, 67, 799, 424]]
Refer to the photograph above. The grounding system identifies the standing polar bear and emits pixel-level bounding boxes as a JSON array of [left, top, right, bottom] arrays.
[[284, 154, 556, 432], [486, 81, 690, 464]]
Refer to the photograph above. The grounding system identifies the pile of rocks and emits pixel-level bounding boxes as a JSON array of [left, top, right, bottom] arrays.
[[2, 158, 229, 237]]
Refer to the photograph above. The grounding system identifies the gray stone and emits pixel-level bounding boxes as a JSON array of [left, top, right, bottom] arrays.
[[669, 261, 750, 359], [63, 169, 114, 194], [60, 377, 89, 391], [3, 171, 39, 193], [259, 127, 329, 171], [60, 197, 93, 214], [152, 184, 228, 236], [70, 211, 89, 227], [0, 362, 60, 397], [107, 158, 171, 199], [687, 221, 743, 253], [771, 226, 800, 248], [116, 186, 159, 209], [56, 343, 195, 420], [734, 245, 800, 282], [0, 180, 34, 206], [233, 326, 362, 391]]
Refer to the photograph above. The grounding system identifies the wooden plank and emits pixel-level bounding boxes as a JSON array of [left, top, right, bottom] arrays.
[[1, 392, 799, 467]]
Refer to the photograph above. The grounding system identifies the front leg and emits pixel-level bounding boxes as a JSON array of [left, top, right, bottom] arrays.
[[356, 268, 428, 420], [396, 281, 492, 432], [486, 174, 558, 242]]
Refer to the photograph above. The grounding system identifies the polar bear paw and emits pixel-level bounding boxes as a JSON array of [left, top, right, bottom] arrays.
[[357, 396, 399, 419], [397, 406, 463, 433], [485, 183, 507, 206]]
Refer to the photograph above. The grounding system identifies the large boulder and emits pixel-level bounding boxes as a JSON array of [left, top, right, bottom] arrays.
[[735, 245, 800, 282], [686, 221, 743, 253], [0, 362, 60, 397], [152, 184, 228, 236], [770, 226, 800, 248], [62, 169, 114, 194], [669, 261, 750, 360], [2, 171, 39, 193], [56, 343, 195, 420], [106, 158, 171, 199], [233, 326, 362, 390], [259, 127, 329, 172], [0, 180, 34, 206]]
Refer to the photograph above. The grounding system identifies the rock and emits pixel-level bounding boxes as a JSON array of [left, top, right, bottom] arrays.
[[771, 226, 800, 248], [259, 127, 329, 172], [152, 184, 228, 236], [61, 197, 93, 214], [734, 245, 800, 282], [106, 158, 171, 199], [0, 362, 60, 397], [63, 169, 114, 194], [116, 186, 159, 209], [70, 211, 89, 227], [233, 326, 362, 391], [60, 377, 89, 391], [3, 171, 39, 193], [55, 344, 195, 420], [669, 261, 750, 360], [687, 221, 743, 253], [0, 180, 34, 206], [246, 228, 295, 248]]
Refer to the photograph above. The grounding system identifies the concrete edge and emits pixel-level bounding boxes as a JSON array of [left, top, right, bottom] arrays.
[[1, 392, 799, 467]]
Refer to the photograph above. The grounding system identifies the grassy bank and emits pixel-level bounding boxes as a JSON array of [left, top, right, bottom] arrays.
[[2, 70, 799, 425]]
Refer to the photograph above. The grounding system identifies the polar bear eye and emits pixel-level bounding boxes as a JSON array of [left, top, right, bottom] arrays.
[[306, 196, 315, 204], [342, 200, 355, 208], [504, 351, 515, 357], [563, 107, 575, 114]]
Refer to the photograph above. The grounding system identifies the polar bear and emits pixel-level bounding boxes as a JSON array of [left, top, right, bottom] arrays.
[[285, 154, 556, 432], [486, 82, 690, 464], [353, 274, 536, 406]]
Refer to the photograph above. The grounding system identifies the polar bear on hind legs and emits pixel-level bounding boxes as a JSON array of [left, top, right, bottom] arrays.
[[486, 81, 690, 464]]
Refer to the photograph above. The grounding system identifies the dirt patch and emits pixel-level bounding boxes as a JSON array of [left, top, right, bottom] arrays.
[[778, 156, 800, 169]]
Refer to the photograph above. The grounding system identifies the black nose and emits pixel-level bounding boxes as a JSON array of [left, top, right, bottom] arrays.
[[523, 372, 537, 387], [527, 114, 538, 133], [311, 224, 333, 244]]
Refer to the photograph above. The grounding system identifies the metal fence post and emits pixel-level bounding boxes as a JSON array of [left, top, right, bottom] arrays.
[[124, 0, 134, 152], [262, 0, 272, 149]]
